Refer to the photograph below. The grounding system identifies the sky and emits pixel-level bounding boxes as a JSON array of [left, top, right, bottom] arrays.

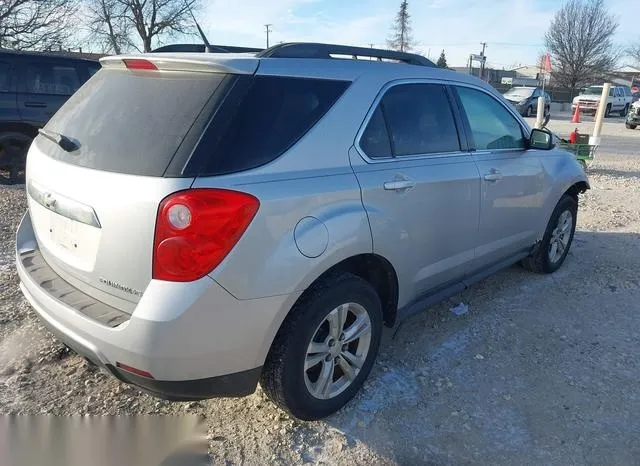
[[195, 0, 638, 70]]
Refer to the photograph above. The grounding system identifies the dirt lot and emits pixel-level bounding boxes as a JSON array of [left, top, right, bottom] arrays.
[[1, 114, 639, 465]]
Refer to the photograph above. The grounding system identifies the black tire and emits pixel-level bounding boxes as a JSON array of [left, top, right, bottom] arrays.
[[261, 273, 382, 420], [0, 132, 32, 184], [604, 104, 611, 118], [522, 195, 578, 274], [621, 104, 629, 117], [626, 122, 637, 130]]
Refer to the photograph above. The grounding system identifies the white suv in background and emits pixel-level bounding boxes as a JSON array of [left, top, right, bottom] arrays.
[[572, 85, 632, 117]]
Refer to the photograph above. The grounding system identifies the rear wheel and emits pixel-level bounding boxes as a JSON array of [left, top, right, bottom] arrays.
[[522, 195, 577, 274], [0, 132, 32, 184], [261, 273, 382, 420], [626, 122, 637, 130], [621, 104, 630, 117]]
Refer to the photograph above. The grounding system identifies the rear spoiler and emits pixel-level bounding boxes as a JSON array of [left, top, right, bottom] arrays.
[[99, 54, 259, 75]]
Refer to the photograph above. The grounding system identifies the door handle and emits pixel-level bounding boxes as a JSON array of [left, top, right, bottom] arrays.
[[384, 180, 416, 191], [24, 101, 47, 108], [484, 171, 503, 182]]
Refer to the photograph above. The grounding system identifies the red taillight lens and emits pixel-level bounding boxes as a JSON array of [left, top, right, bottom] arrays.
[[123, 59, 158, 70], [153, 189, 259, 282]]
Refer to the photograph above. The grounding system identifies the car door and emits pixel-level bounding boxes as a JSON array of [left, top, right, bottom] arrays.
[[349, 81, 480, 305], [0, 57, 18, 126], [530, 88, 540, 114], [452, 84, 546, 272], [16, 57, 82, 127], [612, 88, 620, 110]]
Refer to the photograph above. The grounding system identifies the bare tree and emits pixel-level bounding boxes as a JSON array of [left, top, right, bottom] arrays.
[[387, 0, 415, 52], [0, 0, 78, 50], [628, 44, 640, 65], [545, 0, 620, 91], [118, 0, 199, 52], [87, 0, 132, 54]]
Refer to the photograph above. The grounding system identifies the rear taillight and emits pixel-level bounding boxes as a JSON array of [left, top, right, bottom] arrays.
[[123, 58, 158, 70], [153, 189, 259, 282]]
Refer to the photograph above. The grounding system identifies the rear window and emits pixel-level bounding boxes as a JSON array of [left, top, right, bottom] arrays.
[[44, 68, 224, 176], [199, 76, 350, 175]]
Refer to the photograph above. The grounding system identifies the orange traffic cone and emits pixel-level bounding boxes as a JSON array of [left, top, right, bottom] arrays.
[[572, 103, 581, 123]]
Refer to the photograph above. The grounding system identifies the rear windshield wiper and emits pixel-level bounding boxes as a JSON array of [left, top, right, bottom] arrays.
[[38, 128, 78, 152]]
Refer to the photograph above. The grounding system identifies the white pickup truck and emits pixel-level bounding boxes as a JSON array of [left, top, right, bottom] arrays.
[[571, 85, 633, 117]]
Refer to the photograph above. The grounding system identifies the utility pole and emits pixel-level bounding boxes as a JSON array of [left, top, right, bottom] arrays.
[[479, 42, 487, 81], [265, 24, 272, 48]]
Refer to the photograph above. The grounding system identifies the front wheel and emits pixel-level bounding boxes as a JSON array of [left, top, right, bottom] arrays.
[[626, 122, 637, 130], [261, 273, 382, 420], [522, 195, 578, 274]]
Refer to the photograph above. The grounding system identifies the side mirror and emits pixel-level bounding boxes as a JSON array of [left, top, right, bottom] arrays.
[[529, 128, 553, 150]]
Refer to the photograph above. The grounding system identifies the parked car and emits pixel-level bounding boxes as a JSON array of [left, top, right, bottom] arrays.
[[16, 43, 589, 420], [571, 85, 632, 117], [0, 50, 100, 184], [502, 86, 551, 118], [625, 100, 640, 129]]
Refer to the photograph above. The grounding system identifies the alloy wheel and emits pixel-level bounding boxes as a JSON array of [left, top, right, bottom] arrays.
[[304, 303, 372, 400], [548, 210, 573, 264]]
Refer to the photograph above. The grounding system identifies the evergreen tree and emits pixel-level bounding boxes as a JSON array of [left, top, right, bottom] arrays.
[[387, 1, 415, 52]]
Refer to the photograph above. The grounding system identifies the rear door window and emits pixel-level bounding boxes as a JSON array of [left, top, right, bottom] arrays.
[[360, 106, 392, 158], [25, 61, 81, 95], [200, 76, 350, 175], [360, 83, 460, 158]]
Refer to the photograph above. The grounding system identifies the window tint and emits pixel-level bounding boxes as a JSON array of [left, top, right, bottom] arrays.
[[377, 83, 460, 156], [45, 69, 225, 176], [0, 61, 10, 91], [26, 62, 80, 95], [202, 76, 350, 175], [456, 86, 525, 150], [87, 64, 101, 78], [360, 106, 391, 158]]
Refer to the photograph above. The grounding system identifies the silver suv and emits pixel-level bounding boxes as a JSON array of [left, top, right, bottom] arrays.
[[16, 43, 589, 420]]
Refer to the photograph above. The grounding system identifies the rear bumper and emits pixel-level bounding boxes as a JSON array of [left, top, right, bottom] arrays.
[[572, 104, 598, 112], [16, 211, 295, 399]]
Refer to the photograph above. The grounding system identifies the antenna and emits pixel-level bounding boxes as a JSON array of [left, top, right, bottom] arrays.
[[183, 0, 211, 53]]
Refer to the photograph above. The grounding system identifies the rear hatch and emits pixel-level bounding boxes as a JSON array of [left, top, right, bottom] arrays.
[[25, 54, 258, 313]]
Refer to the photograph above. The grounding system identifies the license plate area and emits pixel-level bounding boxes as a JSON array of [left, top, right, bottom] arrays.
[[50, 212, 79, 251]]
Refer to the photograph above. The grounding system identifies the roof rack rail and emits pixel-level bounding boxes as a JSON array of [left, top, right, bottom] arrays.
[[256, 42, 435, 67], [151, 44, 263, 54]]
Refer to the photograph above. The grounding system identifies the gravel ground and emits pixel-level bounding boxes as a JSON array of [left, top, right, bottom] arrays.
[[1, 115, 639, 465]]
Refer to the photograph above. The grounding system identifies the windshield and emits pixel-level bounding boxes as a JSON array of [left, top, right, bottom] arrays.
[[503, 87, 534, 100], [584, 86, 603, 95]]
